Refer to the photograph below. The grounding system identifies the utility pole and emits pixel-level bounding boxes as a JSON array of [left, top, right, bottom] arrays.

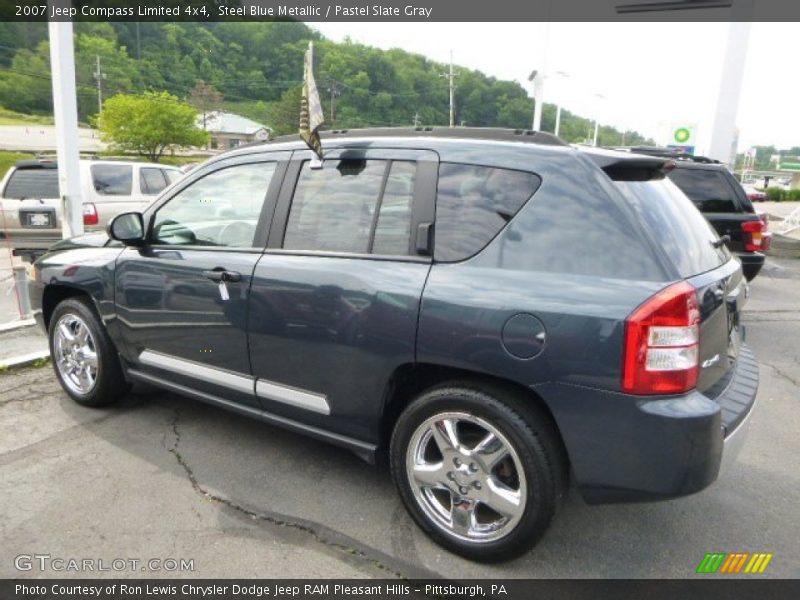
[[327, 81, 341, 124], [93, 54, 106, 114], [48, 13, 83, 239], [413, 112, 421, 127], [441, 51, 456, 127]]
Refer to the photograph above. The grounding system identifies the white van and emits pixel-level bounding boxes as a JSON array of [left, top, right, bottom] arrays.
[[0, 158, 183, 260]]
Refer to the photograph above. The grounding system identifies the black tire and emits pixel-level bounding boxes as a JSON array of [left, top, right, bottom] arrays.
[[390, 381, 567, 562], [48, 297, 130, 407]]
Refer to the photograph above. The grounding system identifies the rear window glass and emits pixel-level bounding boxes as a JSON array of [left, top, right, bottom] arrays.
[[91, 164, 132, 196], [435, 163, 541, 262], [667, 169, 738, 213], [616, 178, 730, 278], [3, 168, 59, 199]]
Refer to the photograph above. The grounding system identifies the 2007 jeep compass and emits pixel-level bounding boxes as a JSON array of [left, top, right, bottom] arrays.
[[30, 128, 758, 561]]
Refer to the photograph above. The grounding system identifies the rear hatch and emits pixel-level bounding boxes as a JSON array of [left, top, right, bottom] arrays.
[[0, 161, 62, 242], [599, 155, 744, 394]]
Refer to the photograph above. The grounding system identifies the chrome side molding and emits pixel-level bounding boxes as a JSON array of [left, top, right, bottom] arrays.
[[255, 379, 330, 415], [138, 349, 330, 415]]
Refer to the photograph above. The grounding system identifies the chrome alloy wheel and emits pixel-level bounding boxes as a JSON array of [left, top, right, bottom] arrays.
[[53, 313, 99, 395], [406, 411, 527, 543]]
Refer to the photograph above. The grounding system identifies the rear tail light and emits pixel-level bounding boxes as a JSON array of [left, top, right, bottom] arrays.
[[741, 220, 765, 252], [83, 203, 98, 226], [622, 281, 700, 395]]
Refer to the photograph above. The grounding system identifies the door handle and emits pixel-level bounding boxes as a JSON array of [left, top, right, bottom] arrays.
[[202, 269, 242, 283]]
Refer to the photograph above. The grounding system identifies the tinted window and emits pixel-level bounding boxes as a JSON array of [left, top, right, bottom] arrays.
[[152, 162, 275, 248], [372, 161, 416, 255], [3, 168, 59, 199], [667, 169, 738, 213], [91, 164, 132, 196], [140, 167, 168, 195], [616, 178, 729, 278], [163, 169, 181, 185], [284, 159, 416, 255], [435, 163, 541, 262]]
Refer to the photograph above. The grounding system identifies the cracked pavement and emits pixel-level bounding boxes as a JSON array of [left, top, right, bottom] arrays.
[[1, 258, 798, 578]]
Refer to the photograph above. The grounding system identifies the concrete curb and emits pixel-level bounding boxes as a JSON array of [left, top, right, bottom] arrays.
[[0, 349, 50, 370], [0, 318, 36, 333]]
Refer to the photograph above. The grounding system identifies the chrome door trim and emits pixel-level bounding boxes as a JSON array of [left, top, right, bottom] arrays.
[[255, 380, 330, 415], [139, 349, 255, 395], [138, 349, 331, 415]]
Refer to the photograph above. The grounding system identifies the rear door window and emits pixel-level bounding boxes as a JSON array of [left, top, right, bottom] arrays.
[[616, 177, 729, 278], [283, 159, 417, 255], [667, 169, 739, 213], [435, 163, 541, 262], [91, 164, 133, 196], [140, 167, 168, 195], [3, 168, 59, 199]]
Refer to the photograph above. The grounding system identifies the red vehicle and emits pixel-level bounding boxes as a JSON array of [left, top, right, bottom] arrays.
[[742, 184, 767, 202]]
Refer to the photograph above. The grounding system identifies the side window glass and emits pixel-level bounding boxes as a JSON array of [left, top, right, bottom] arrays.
[[91, 164, 133, 196], [152, 162, 276, 248], [667, 169, 738, 213], [283, 159, 386, 253], [140, 167, 168, 195], [371, 161, 416, 255], [162, 169, 181, 185], [435, 163, 541, 262]]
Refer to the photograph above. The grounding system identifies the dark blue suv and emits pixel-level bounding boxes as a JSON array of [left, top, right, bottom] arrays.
[[30, 128, 759, 561]]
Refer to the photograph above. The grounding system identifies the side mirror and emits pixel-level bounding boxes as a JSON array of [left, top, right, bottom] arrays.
[[109, 212, 145, 246]]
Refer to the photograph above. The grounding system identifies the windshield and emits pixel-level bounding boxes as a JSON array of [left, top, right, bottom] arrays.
[[615, 177, 730, 278]]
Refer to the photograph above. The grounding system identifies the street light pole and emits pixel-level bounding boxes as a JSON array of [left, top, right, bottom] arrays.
[[592, 93, 605, 147], [551, 71, 569, 137], [48, 10, 83, 239]]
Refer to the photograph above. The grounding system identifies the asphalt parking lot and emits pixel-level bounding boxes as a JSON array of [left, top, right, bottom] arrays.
[[1, 258, 798, 579]]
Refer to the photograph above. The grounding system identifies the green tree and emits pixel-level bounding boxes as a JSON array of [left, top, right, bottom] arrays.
[[98, 91, 209, 162]]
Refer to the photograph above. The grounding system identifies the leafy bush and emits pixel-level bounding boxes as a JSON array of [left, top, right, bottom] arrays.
[[766, 187, 786, 202], [788, 189, 800, 201]]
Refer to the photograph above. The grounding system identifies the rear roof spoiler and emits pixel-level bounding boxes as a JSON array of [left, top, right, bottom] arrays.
[[582, 148, 674, 181], [14, 159, 57, 169]]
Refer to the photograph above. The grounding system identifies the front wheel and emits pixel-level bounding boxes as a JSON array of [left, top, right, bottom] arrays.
[[390, 383, 566, 562], [49, 297, 130, 407]]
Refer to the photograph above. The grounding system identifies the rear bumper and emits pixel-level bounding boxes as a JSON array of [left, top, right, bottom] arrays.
[[535, 343, 759, 504]]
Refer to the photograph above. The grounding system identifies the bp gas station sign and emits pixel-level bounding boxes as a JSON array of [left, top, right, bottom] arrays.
[[666, 124, 697, 155]]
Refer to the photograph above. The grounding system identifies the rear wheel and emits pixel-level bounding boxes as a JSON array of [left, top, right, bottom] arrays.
[[390, 383, 565, 562], [49, 297, 129, 407]]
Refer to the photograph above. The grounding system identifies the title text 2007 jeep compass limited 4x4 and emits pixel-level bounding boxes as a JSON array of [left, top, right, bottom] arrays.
[[30, 128, 758, 561]]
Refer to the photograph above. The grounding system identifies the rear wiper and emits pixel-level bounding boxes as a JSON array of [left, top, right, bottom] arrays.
[[711, 235, 731, 248]]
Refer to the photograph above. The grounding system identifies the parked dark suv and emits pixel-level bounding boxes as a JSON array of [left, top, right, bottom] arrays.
[[29, 129, 758, 561], [620, 147, 771, 281]]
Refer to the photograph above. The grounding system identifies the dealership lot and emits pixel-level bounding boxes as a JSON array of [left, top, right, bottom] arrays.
[[1, 258, 798, 579]]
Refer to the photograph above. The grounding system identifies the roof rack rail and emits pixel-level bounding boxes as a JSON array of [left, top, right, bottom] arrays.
[[268, 126, 568, 147], [613, 146, 721, 164]]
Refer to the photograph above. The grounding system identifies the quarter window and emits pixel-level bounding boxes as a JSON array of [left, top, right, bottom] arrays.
[[91, 164, 132, 196], [435, 163, 541, 262], [140, 167, 168, 195], [152, 162, 276, 248], [283, 159, 416, 255]]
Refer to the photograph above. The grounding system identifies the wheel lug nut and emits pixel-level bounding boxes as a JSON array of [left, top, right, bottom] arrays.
[[447, 472, 454, 480], [469, 463, 477, 472], [453, 458, 461, 466], [474, 482, 482, 490], [459, 487, 468, 495]]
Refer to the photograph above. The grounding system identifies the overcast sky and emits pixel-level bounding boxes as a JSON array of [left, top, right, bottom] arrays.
[[311, 22, 798, 152]]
